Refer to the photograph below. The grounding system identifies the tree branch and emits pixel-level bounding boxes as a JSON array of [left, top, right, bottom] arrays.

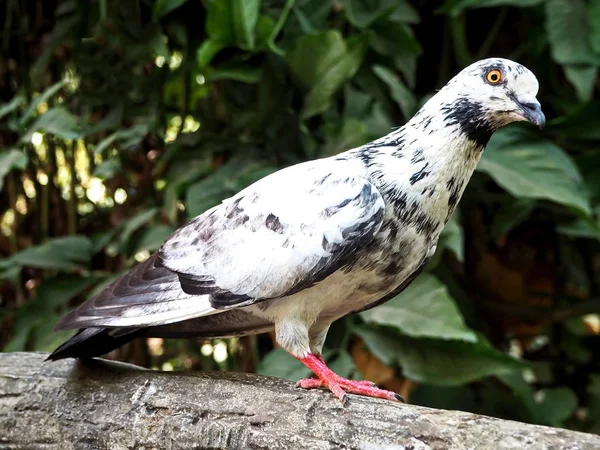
[[1, 352, 599, 449]]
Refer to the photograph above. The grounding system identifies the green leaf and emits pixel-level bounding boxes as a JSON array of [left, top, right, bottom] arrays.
[[288, 31, 346, 88], [118, 208, 159, 253], [547, 103, 600, 141], [153, 0, 187, 19], [0, 264, 20, 285], [545, 0, 599, 66], [206, 67, 263, 84], [5, 236, 94, 271], [389, 1, 420, 24], [354, 327, 398, 365], [164, 155, 213, 222], [557, 217, 600, 240], [133, 225, 175, 254], [532, 388, 578, 426], [0, 149, 28, 191], [0, 96, 25, 121], [93, 158, 122, 180], [288, 31, 366, 119], [257, 347, 312, 380], [4, 274, 98, 352], [491, 198, 536, 237], [323, 118, 370, 156], [116, 123, 149, 148], [590, 0, 600, 53], [186, 173, 231, 218], [186, 158, 276, 218], [231, 0, 260, 49], [197, 39, 225, 68], [94, 124, 149, 154], [564, 65, 598, 102], [327, 350, 356, 379], [94, 132, 119, 154], [577, 153, 600, 202], [356, 327, 522, 386], [361, 274, 477, 342], [439, 0, 544, 17], [30, 15, 78, 82], [499, 373, 538, 421], [20, 80, 66, 124], [373, 65, 417, 120], [478, 130, 591, 216], [439, 213, 464, 261], [30, 316, 77, 353], [206, 0, 234, 43], [255, 14, 276, 51], [343, 0, 396, 28], [344, 84, 373, 119], [85, 106, 124, 135], [367, 21, 421, 88], [91, 228, 121, 254], [368, 22, 422, 61], [21, 107, 80, 142], [205, 0, 260, 49], [364, 103, 395, 138]]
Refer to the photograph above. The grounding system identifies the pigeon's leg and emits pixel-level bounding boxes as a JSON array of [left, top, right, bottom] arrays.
[[308, 323, 376, 388], [308, 323, 330, 357], [295, 353, 405, 403]]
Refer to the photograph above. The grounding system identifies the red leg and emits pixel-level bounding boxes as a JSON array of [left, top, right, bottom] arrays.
[[295, 353, 405, 404], [312, 353, 375, 387]]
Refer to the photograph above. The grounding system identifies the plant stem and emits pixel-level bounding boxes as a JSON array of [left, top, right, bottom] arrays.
[[66, 141, 77, 235], [449, 15, 471, 68], [178, 71, 190, 137], [438, 20, 452, 88], [6, 173, 18, 254], [476, 8, 508, 60], [24, 144, 41, 242], [40, 175, 49, 241], [99, 0, 107, 21], [268, 0, 295, 55]]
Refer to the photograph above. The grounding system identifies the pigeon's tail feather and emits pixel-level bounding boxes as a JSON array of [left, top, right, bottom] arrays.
[[46, 328, 140, 361], [47, 309, 274, 361]]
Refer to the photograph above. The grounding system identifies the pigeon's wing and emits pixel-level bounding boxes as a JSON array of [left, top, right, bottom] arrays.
[[55, 253, 220, 330], [159, 160, 385, 307], [56, 160, 385, 330]]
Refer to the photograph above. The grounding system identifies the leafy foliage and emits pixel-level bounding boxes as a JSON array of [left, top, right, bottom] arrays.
[[1, 0, 600, 433], [361, 274, 477, 341]]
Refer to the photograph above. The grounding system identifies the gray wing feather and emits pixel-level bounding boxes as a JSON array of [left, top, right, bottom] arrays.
[[55, 253, 217, 330], [56, 160, 385, 331], [159, 161, 385, 308]]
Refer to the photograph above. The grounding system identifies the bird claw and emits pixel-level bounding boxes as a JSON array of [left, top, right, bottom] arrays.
[[346, 379, 377, 387], [295, 354, 405, 404], [296, 378, 324, 389], [297, 375, 404, 403]]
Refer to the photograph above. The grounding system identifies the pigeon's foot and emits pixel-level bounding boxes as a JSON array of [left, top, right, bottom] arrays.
[[295, 353, 405, 404]]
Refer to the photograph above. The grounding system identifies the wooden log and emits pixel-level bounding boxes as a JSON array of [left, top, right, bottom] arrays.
[[0, 352, 598, 449]]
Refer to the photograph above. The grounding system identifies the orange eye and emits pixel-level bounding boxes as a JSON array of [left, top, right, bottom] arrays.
[[486, 69, 502, 84]]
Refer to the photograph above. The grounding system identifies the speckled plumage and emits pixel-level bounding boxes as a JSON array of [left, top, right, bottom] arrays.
[[49, 59, 544, 383]]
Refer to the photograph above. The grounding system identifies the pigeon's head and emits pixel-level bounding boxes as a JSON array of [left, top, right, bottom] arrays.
[[442, 58, 545, 131]]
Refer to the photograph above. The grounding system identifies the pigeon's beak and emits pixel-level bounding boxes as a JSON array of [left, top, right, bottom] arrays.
[[512, 94, 546, 129]]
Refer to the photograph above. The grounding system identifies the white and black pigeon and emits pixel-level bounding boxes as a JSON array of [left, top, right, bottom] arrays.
[[49, 58, 545, 404]]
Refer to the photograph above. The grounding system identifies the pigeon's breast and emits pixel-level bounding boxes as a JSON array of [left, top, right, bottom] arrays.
[[314, 215, 436, 321], [247, 207, 438, 327]]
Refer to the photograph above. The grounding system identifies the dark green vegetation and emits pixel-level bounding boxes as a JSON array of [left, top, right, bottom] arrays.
[[1, 0, 600, 433]]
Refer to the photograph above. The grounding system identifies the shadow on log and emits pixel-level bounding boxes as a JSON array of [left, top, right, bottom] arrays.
[[1, 352, 599, 449]]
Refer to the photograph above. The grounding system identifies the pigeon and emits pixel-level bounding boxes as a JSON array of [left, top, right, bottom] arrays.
[[49, 58, 544, 404]]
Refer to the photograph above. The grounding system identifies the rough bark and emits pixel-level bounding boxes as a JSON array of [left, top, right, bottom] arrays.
[[0, 352, 599, 450]]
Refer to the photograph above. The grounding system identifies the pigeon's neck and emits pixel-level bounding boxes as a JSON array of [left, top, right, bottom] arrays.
[[355, 95, 495, 237]]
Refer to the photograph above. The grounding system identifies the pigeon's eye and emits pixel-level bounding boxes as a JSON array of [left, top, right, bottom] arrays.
[[486, 69, 502, 84]]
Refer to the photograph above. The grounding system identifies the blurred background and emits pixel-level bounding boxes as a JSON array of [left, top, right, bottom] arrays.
[[1, 0, 600, 433]]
